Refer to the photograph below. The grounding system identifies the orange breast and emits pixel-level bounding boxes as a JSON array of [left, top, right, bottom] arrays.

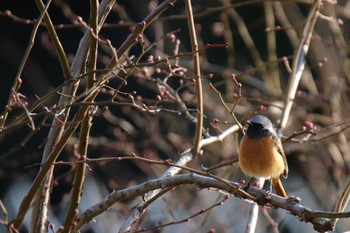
[[239, 136, 285, 178]]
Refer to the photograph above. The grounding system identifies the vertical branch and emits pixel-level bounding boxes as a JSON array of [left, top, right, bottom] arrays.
[[244, 176, 265, 233], [61, 1, 99, 233], [264, 1, 280, 94], [279, 0, 321, 132], [185, 0, 203, 155], [30, 0, 73, 231], [332, 179, 350, 225]]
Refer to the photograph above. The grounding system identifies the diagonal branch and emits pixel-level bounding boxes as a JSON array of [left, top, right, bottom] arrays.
[[9, 1, 117, 232], [279, 0, 321, 132]]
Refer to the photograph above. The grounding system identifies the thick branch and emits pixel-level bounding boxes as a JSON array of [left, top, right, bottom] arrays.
[[74, 173, 346, 232]]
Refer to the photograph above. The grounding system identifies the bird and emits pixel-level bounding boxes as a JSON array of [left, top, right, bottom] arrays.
[[239, 115, 288, 198]]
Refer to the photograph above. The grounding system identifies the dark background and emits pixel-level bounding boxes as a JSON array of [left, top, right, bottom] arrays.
[[1, 0, 350, 232]]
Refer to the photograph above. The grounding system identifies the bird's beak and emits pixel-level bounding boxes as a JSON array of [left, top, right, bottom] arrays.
[[245, 120, 252, 126]]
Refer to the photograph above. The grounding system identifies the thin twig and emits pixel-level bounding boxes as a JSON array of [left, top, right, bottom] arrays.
[[202, 157, 238, 172], [61, 1, 99, 232]]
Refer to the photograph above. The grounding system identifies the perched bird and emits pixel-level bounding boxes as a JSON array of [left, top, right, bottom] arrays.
[[239, 115, 288, 197]]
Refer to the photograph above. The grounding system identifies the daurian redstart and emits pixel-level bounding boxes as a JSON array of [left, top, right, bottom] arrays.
[[239, 115, 288, 198]]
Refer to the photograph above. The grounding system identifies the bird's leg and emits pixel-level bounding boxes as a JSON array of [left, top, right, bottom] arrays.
[[262, 179, 272, 194], [243, 177, 254, 192], [247, 177, 254, 186]]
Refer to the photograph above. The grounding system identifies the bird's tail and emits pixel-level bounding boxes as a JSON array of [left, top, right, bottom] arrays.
[[272, 178, 287, 198]]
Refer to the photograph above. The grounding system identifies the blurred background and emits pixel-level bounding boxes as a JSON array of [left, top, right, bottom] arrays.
[[1, 0, 350, 232]]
